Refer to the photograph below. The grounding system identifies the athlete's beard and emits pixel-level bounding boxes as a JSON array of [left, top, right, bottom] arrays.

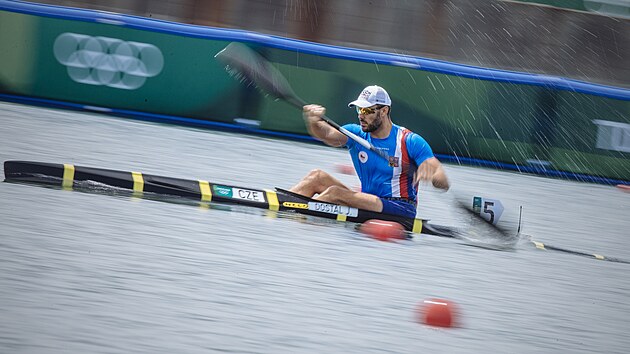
[[362, 111, 383, 133]]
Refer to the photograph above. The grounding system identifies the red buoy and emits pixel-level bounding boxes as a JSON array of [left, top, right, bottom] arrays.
[[360, 219, 405, 241], [418, 298, 458, 328], [617, 184, 630, 193]]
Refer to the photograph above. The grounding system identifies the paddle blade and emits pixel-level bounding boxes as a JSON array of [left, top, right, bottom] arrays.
[[214, 42, 302, 107], [214, 43, 394, 165]]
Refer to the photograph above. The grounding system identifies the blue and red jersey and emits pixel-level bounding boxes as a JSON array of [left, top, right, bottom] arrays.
[[343, 123, 434, 203]]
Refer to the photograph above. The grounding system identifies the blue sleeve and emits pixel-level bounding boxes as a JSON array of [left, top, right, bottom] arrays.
[[406, 132, 434, 166], [342, 124, 362, 149]]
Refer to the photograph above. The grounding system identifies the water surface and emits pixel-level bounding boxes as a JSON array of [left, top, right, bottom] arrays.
[[1, 102, 629, 353]]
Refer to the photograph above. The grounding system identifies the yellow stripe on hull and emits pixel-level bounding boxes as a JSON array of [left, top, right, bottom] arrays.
[[412, 219, 423, 234], [336, 214, 347, 222], [198, 180, 212, 201], [62, 164, 75, 189], [131, 172, 144, 192], [265, 190, 279, 211]]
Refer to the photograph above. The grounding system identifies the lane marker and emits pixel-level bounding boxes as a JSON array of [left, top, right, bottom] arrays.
[[532, 241, 546, 250], [527, 239, 630, 264]]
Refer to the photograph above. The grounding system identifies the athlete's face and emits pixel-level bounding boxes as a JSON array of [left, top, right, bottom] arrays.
[[357, 105, 387, 132]]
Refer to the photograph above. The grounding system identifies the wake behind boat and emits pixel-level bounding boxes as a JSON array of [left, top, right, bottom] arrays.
[[2, 160, 457, 237]]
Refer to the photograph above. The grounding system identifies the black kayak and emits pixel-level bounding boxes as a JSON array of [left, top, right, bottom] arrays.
[[3, 160, 458, 237]]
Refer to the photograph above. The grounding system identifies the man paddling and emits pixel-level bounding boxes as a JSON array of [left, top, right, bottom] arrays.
[[290, 85, 449, 218]]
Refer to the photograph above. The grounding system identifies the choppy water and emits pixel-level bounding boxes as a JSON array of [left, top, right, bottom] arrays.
[[1, 101, 629, 353]]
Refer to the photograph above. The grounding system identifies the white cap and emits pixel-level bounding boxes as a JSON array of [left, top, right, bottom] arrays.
[[347, 85, 392, 108]]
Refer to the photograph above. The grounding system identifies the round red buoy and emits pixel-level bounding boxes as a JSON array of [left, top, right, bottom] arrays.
[[617, 184, 630, 193], [359, 219, 405, 241], [334, 163, 355, 175], [418, 298, 458, 328]]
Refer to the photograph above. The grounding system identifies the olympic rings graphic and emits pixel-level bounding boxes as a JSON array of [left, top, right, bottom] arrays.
[[53, 33, 164, 90]]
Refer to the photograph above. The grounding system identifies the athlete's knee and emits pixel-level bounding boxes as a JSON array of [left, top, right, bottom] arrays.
[[306, 168, 328, 178], [304, 169, 333, 183], [318, 185, 348, 203]]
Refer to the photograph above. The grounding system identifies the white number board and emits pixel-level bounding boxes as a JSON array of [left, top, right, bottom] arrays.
[[473, 196, 504, 225]]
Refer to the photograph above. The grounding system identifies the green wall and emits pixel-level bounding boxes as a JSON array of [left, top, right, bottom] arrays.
[[1, 9, 628, 181]]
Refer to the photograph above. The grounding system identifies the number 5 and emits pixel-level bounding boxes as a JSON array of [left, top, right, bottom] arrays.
[[483, 201, 495, 224]]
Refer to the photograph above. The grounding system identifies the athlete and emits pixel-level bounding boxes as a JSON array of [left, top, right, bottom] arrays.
[[290, 85, 449, 218]]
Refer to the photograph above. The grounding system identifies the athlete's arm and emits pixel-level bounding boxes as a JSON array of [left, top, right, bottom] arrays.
[[405, 133, 450, 191], [303, 104, 348, 147], [415, 157, 450, 191]]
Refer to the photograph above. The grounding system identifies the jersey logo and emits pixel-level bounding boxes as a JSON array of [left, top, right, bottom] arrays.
[[388, 156, 399, 167], [358, 151, 368, 163]]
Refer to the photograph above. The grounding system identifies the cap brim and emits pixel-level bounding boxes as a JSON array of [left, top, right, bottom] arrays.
[[347, 98, 373, 108]]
